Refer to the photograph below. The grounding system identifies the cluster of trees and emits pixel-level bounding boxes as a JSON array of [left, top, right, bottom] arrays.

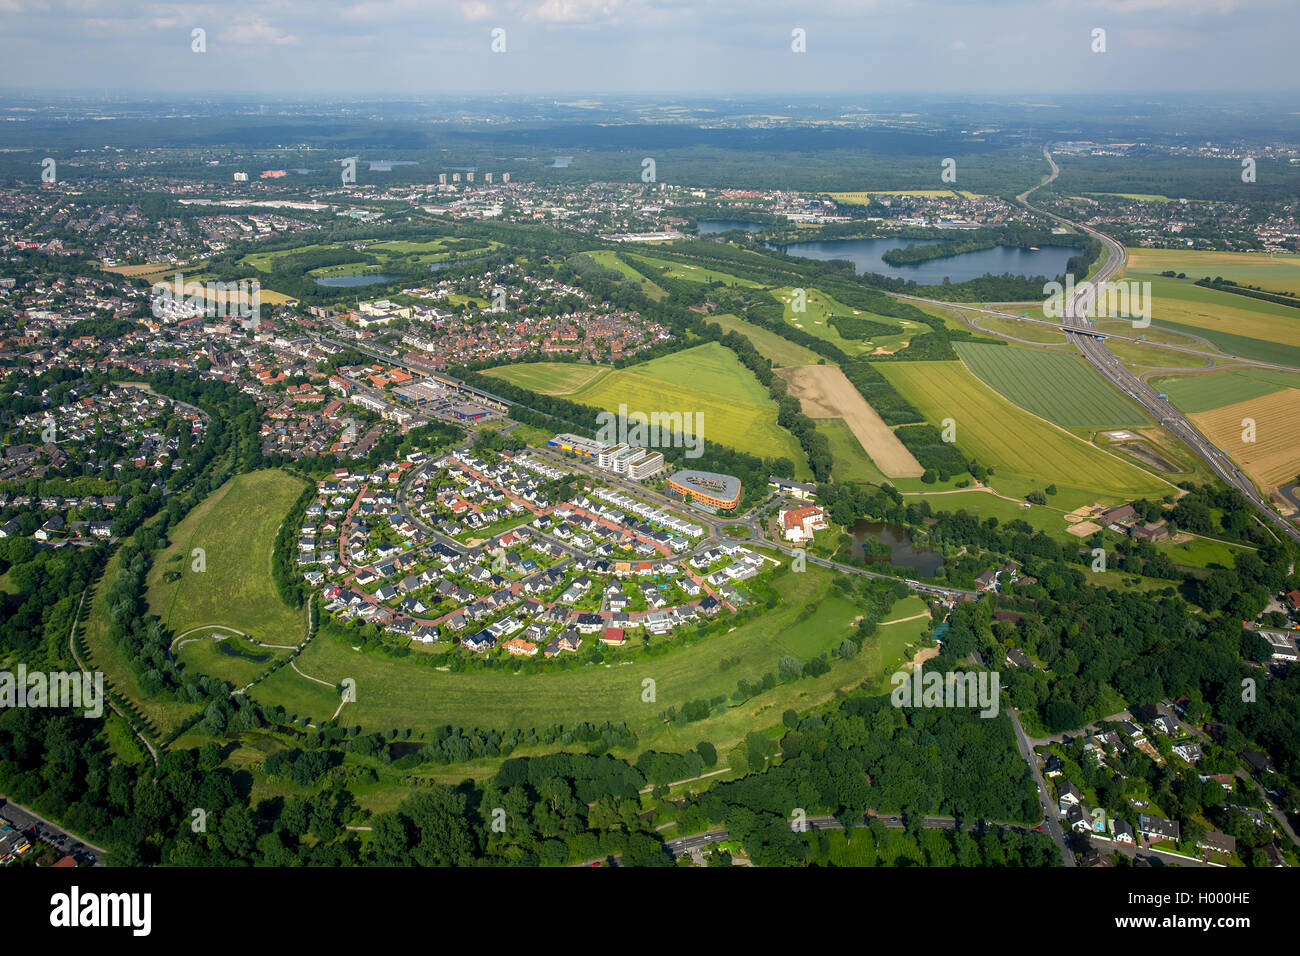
[[692, 693, 1040, 866], [1194, 276, 1300, 310], [896, 424, 976, 480], [827, 313, 902, 339], [271, 484, 316, 608], [801, 821, 1060, 867]]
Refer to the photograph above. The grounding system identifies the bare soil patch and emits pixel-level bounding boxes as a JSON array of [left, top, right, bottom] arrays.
[[778, 365, 923, 478]]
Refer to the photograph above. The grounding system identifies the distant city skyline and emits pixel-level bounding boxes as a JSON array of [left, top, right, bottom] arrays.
[[1, 0, 1297, 96]]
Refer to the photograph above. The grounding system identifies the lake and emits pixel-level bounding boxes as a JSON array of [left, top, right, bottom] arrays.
[[698, 219, 765, 235], [315, 273, 399, 288], [850, 520, 944, 577], [775, 236, 1078, 284]]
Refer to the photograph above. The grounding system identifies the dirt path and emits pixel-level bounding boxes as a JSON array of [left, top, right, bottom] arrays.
[[879, 611, 931, 626], [900, 482, 1039, 506]]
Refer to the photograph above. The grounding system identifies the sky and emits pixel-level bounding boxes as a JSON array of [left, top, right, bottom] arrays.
[[0, 0, 1296, 96]]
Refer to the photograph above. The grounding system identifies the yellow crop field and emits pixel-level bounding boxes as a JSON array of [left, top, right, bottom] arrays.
[[1189, 390, 1300, 491]]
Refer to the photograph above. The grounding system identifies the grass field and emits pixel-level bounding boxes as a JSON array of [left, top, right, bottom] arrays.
[[622, 252, 766, 289], [954, 342, 1149, 428], [1095, 321, 1202, 347], [174, 631, 293, 689], [147, 470, 310, 645], [774, 286, 923, 356], [1156, 535, 1244, 571], [707, 312, 824, 366], [565, 342, 809, 471], [1189, 390, 1300, 492], [80, 541, 202, 739], [879, 361, 1171, 499], [1103, 337, 1211, 369], [1149, 368, 1300, 413], [483, 362, 611, 395], [1085, 193, 1176, 203], [816, 418, 887, 484], [913, 486, 1067, 527], [586, 250, 668, 300], [246, 563, 923, 755], [974, 314, 1067, 344]]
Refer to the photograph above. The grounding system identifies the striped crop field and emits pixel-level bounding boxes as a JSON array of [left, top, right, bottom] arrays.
[[954, 342, 1149, 428]]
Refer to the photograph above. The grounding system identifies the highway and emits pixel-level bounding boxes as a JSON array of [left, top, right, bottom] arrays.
[[908, 148, 1300, 547]]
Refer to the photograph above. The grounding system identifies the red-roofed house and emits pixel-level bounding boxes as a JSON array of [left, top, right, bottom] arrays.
[[779, 505, 828, 544]]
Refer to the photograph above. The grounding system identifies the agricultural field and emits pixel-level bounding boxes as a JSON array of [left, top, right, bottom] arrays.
[[879, 360, 1171, 500], [566, 342, 808, 471], [1149, 368, 1300, 414], [147, 469, 310, 646], [1189, 390, 1300, 492], [953, 342, 1149, 428], [814, 418, 888, 484], [100, 261, 189, 282], [707, 312, 824, 366], [778, 363, 923, 478], [1126, 247, 1300, 296], [1111, 270, 1300, 365], [1150, 319, 1300, 368], [483, 362, 611, 395], [149, 274, 284, 309], [245, 563, 921, 755]]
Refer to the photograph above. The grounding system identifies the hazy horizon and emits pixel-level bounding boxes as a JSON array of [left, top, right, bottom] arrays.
[[1, 0, 1296, 96]]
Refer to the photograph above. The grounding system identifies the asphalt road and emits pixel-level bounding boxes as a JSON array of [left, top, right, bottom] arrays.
[[0, 794, 104, 864], [1008, 708, 1076, 867]]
